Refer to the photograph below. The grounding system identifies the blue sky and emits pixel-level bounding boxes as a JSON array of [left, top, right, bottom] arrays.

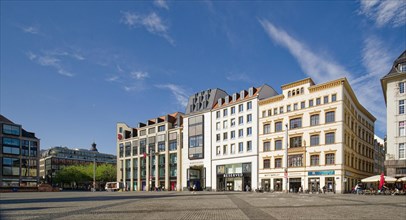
[[1, 0, 405, 155]]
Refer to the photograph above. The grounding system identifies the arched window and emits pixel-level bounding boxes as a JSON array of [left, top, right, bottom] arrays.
[[288, 91, 291, 97]]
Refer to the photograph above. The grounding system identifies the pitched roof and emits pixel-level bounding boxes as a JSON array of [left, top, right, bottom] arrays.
[[382, 50, 406, 79]]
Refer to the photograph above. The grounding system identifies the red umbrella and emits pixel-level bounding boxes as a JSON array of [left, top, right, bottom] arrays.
[[379, 172, 385, 190]]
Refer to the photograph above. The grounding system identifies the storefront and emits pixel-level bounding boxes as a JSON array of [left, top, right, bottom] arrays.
[[187, 166, 205, 191], [308, 177, 320, 192], [308, 170, 335, 193], [289, 178, 301, 192], [216, 163, 251, 191], [261, 179, 271, 192]]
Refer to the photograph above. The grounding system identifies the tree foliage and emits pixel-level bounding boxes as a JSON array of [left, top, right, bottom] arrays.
[[53, 163, 116, 186]]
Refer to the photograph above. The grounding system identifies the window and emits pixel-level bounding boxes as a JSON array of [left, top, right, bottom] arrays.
[[399, 143, 405, 159], [400, 82, 405, 94], [324, 96, 329, 104], [216, 134, 220, 142], [275, 158, 282, 168], [263, 124, 271, 134], [290, 118, 302, 129], [263, 159, 270, 169], [216, 122, 221, 130], [231, 118, 236, 127], [332, 94, 337, 102], [216, 146, 221, 155], [274, 108, 278, 115], [231, 107, 236, 115], [301, 101, 305, 109], [140, 130, 146, 136], [310, 114, 320, 126], [268, 110, 272, 116], [2, 157, 20, 176], [310, 155, 319, 166], [158, 125, 165, 132], [275, 122, 282, 132], [287, 105, 291, 112], [400, 63, 406, 72], [216, 111, 220, 119], [247, 127, 252, 136], [223, 109, 228, 117], [279, 106, 284, 114], [238, 142, 243, 152], [275, 140, 282, 150], [247, 101, 252, 110], [400, 121, 405, 136], [2, 137, 20, 146], [325, 132, 335, 144], [223, 120, 228, 129], [309, 99, 314, 107], [288, 154, 303, 167], [231, 144, 235, 154], [223, 145, 227, 155], [326, 111, 335, 123], [239, 104, 243, 112], [238, 116, 244, 125], [400, 100, 405, 114], [223, 132, 228, 140], [169, 141, 177, 151], [247, 141, 252, 151], [294, 103, 298, 110], [2, 124, 20, 136], [263, 142, 271, 152], [238, 129, 243, 137], [247, 114, 252, 123], [231, 130, 236, 139], [262, 111, 266, 118], [188, 115, 204, 159], [316, 98, 321, 105], [325, 153, 335, 165], [125, 142, 131, 156], [310, 135, 320, 146], [158, 142, 165, 152], [290, 136, 302, 148], [148, 127, 155, 134]]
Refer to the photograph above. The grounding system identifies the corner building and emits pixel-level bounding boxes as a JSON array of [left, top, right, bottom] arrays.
[[117, 112, 183, 191], [258, 78, 375, 194], [211, 85, 278, 191]]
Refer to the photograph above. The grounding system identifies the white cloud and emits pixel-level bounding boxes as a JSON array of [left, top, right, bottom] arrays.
[[154, 0, 169, 10], [130, 71, 149, 80], [120, 11, 174, 45], [259, 19, 351, 83], [21, 25, 40, 34], [359, 0, 406, 27], [156, 84, 189, 107], [26, 51, 74, 77], [106, 75, 119, 82], [226, 73, 256, 84]]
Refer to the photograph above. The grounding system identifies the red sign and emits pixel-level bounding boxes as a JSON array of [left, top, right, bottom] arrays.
[[143, 152, 147, 158], [117, 134, 123, 140]]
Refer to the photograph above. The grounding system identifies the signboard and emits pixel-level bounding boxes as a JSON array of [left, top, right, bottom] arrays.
[[223, 173, 243, 178], [308, 170, 335, 176]]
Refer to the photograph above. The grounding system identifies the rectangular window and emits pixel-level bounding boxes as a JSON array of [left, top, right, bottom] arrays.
[[238, 129, 243, 137], [2, 124, 20, 136], [247, 101, 252, 110], [158, 142, 165, 152], [325, 132, 335, 145], [310, 114, 320, 126], [223, 145, 227, 155], [275, 158, 282, 168], [223, 132, 228, 140], [332, 94, 337, 102], [288, 154, 303, 167], [223, 120, 228, 129], [293, 103, 298, 110], [239, 104, 244, 112], [279, 106, 284, 114], [169, 141, 177, 151], [231, 107, 236, 115], [247, 114, 252, 123], [231, 118, 235, 127], [158, 125, 165, 132], [216, 134, 220, 142], [325, 153, 335, 165], [216, 146, 221, 155], [309, 99, 314, 107], [316, 98, 321, 105], [216, 122, 221, 130], [263, 159, 270, 169], [238, 142, 243, 152], [262, 111, 266, 118], [290, 136, 302, 148], [216, 111, 220, 119], [140, 130, 146, 136], [148, 127, 155, 134], [400, 82, 405, 94], [324, 96, 329, 104], [263, 124, 271, 134], [231, 144, 235, 154], [268, 110, 272, 116], [247, 127, 252, 136], [238, 116, 244, 125], [290, 118, 302, 129], [188, 115, 204, 159], [275, 122, 282, 132], [231, 130, 235, 139], [400, 100, 405, 114], [310, 155, 319, 166], [310, 135, 320, 146], [263, 142, 271, 152], [223, 109, 228, 117], [325, 111, 335, 123], [287, 105, 291, 112], [301, 101, 305, 109], [400, 121, 405, 136], [247, 141, 252, 152], [275, 140, 282, 150], [274, 108, 278, 115], [2, 137, 20, 146], [399, 143, 405, 159]]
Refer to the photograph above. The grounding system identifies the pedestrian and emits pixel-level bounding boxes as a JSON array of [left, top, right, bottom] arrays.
[[192, 183, 196, 194], [322, 185, 326, 194], [354, 184, 360, 195], [245, 185, 249, 192]]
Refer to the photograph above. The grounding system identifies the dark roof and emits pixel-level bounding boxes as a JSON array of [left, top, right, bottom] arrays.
[[0, 114, 14, 124], [382, 50, 406, 79]]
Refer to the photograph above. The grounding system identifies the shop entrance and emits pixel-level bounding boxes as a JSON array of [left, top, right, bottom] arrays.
[[274, 179, 282, 191], [308, 178, 320, 193], [289, 178, 301, 193], [261, 179, 270, 192], [188, 166, 205, 191], [325, 177, 335, 193], [226, 181, 234, 191]]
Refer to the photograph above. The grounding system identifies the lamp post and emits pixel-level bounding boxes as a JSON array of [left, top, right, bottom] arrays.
[[149, 146, 154, 191], [284, 123, 289, 193], [90, 142, 98, 192]]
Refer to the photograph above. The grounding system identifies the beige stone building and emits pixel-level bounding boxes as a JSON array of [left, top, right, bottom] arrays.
[[116, 112, 183, 191], [381, 50, 406, 177], [258, 78, 375, 194]]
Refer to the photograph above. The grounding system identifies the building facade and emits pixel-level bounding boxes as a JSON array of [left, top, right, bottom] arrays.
[[373, 135, 386, 175], [211, 85, 278, 191], [0, 115, 40, 188], [39, 144, 116, 186], [381, 50, 406, 177], [258, 78, 375, 194], [117, 112, 183, 191]]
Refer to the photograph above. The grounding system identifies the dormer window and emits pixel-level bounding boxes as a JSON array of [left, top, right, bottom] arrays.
[[400, 63, 406, 72]]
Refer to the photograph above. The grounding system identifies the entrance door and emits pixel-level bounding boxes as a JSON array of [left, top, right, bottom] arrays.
[[226, 181, 234, 191], [289, 178, 301, 193]]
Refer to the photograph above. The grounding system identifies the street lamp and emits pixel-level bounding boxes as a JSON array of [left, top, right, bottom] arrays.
[[284, 123, 289, 193], [149, 146, 155, 191], [90, 142, 98, 192]]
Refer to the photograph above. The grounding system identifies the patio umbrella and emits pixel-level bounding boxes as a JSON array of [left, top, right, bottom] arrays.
[[396, 176, 406, 182], [379, 173, 384, 190], [361, 175, 397, 183]]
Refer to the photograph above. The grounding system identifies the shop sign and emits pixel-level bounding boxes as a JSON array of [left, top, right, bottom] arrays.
[[308, 170, 335, 176], [224, 173, 243, 178]]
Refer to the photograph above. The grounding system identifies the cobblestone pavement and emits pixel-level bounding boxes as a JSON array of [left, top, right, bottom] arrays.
[[1, 191, 405, 220]]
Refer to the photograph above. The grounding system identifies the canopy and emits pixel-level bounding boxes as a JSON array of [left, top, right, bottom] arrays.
[[396, 176, 406, 182], [361, 175, 397, 183]]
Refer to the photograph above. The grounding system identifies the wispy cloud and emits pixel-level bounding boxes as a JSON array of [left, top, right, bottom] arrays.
[[156, 84, 189, 107], [26, 51, 74, 77], [154, 0, 169, 10], [130, 71, 149, 80], [259, 18, 393, 134], [259, 19, 351, 83], [359, 0, 406, 27], [226, 73, 256, 84], [20, 25, 40, 34], [120, 11, 174, 45]]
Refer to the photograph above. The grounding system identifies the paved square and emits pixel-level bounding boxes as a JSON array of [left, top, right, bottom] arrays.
[[1, 191, 405, 219]]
